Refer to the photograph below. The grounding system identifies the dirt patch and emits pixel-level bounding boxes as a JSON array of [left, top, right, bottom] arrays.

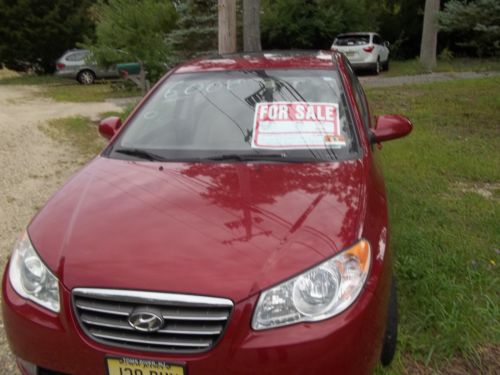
[[401, 345, 500, 374], [0, 84, 125, 373], [452, 182, 500, 201]]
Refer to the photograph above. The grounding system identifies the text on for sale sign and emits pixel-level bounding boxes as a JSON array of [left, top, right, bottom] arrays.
[[251, 102, 346, 149]]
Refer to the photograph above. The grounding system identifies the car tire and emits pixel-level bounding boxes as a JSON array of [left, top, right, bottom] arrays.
[[77, 70, 96, 85], [380, 277, 398, 366], [373, 58, 381, 75]]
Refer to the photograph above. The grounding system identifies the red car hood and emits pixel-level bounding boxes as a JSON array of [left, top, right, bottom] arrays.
[[28, 157, 366, 303]]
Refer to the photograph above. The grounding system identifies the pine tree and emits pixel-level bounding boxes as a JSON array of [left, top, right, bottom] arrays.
[[439, 0, 500, 57], [167, 0, 218, 63]]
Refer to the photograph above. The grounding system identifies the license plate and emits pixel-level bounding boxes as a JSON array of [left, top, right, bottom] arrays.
[[107, 357, 185, 375], [345, 51, 356, 57]]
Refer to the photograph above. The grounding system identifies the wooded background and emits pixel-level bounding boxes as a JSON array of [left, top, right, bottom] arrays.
[[0, 0, 498, 76]]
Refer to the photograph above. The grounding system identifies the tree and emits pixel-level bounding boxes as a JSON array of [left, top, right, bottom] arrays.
[[0, 0, 95, 73], [243, 0, 261, 52], [167, 0, 218, 63], [87, 0, 178, 82], [439, 0, 500, 57], [218, 0, 237, 53], [260, 0, 379, 50], [420, 0, 440, 69], [377, 0, 426, 59]]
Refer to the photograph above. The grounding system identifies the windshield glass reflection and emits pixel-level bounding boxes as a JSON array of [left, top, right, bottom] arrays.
[[110, 70, 360, 162]]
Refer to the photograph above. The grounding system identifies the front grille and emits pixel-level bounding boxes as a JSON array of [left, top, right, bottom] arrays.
[[72, 288, 233, 353]]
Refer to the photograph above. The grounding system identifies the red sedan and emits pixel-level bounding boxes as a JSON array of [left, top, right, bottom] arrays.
[[2, 51, 411, 375]]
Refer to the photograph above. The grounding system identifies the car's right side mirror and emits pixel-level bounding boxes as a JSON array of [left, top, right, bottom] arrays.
[[384, 41, 390, 48], [371, 114, 412, 143], [98, 116, 122, 140]]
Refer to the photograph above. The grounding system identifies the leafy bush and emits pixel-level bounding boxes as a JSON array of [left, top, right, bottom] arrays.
[[261, 0, 379, 50], [0, 0, 95, 73], [86, 0, 178, 82]]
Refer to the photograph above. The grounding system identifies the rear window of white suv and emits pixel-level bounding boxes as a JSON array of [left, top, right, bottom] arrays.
[[334, 35, 370, 46]]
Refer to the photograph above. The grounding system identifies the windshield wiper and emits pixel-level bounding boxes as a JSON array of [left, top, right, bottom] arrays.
[[205, 153, 302, 163], [114, 148, 167, 161]]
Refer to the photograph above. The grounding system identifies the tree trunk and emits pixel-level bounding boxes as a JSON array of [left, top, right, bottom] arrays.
[[243, 0, 261, 52], [419, 0, 440, 70], [218, 0, 237, 54]]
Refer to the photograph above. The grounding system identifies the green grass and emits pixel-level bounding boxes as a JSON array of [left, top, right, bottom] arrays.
[[99, 103, 136, 122], [40, 106, 134, 160], [43, 82, 140, 102], [0, 74, 67, 85], [383, 57, 500, 77], [368, 77, 500, 373], [0, 73, 140, 102], [41, 116, 107, 158]]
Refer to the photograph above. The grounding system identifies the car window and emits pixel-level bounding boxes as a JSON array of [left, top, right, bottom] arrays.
[[343, 58, 372, 132], [373, 35, 383, 45], [110, 69, 361, 162], [66, 52, 88, 62], [333, 35, 370, 46]]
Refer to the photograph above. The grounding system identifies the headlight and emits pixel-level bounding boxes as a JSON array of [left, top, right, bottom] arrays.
[[8, 232, 60, 313], [252, 239, 370, 330]]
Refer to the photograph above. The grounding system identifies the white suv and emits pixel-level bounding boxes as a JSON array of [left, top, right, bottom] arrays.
[[331, 32, 390, 75]]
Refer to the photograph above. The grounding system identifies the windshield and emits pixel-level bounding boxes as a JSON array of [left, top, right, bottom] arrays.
[[334, 35, 370, 46], [108, 69, 360, 162]]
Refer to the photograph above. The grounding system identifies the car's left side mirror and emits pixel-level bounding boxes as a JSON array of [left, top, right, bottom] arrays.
[[371, 114, 412, 143], [98, 116, 122, 140]]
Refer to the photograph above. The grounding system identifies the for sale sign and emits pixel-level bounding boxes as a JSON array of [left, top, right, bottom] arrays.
[[251, 102, 345, 149]]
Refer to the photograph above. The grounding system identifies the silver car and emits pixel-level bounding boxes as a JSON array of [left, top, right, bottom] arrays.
[[331, 32, 390, 75], [55, 49, 120, 84]]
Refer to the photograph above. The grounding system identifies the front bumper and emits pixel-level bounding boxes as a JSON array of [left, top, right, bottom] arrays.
[[3, 267, 388, 375]]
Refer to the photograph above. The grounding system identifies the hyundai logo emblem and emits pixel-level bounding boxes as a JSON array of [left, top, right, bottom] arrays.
[[128, 308, 164, 332]]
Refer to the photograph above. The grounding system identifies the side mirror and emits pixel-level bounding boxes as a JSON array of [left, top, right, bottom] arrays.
[[371, 115, 412, 143], [384, 41, 390, 48], [98, 116, 122, 140]]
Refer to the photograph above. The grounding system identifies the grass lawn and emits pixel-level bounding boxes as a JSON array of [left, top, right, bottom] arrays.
[[42, 81, 140, 102], [41, 116, 107, 158], [0, 74, 140, 102], [40, 105, 135, 159], [383, 57, 500, 77], [368, 77, 499, 373], [39, 76, 499, 374]]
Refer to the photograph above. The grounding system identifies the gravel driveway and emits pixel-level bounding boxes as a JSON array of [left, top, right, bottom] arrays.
[[0, 85, 124, 373]]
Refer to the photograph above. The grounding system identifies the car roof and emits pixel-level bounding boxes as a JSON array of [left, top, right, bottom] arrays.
[[175, 50, 339, 74], [64, 49, 89, 55], [337, 32, 377, 37]]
